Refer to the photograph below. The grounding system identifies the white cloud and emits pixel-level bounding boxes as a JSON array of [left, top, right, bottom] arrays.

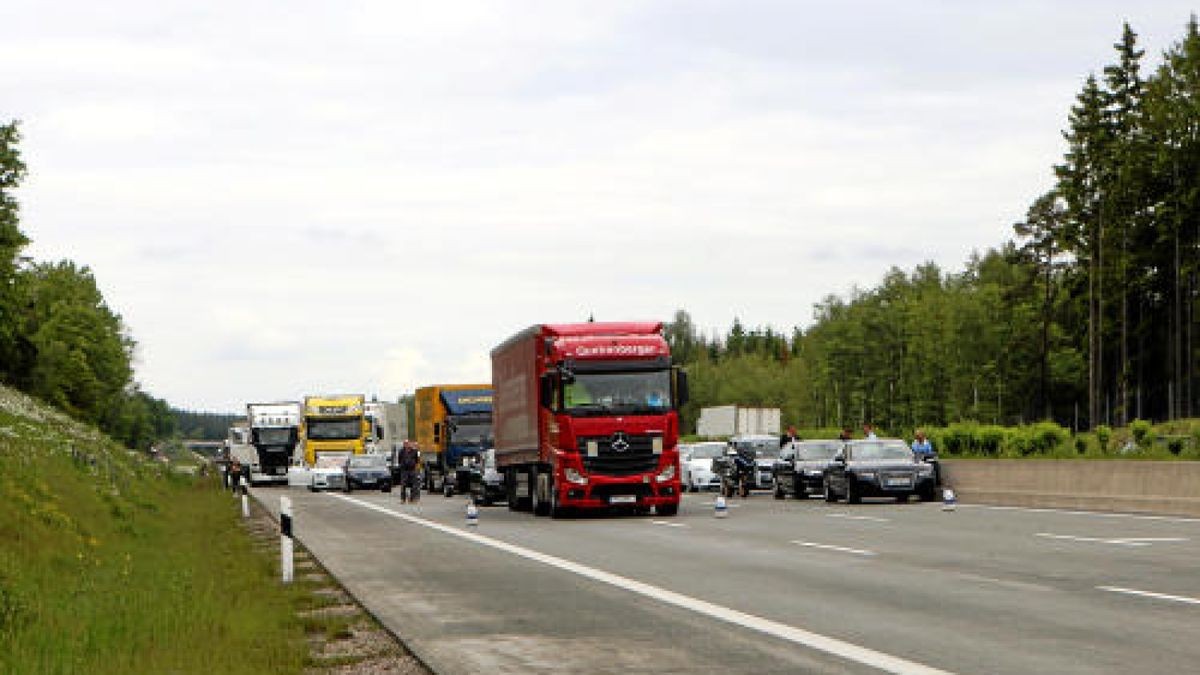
[[6, 0, 1197, 409]]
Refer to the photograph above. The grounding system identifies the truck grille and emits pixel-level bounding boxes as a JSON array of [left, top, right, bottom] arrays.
[[579, 434, 659, 476], [590, 483, 652, 499]]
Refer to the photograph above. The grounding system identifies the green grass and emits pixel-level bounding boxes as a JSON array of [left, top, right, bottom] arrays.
[[0, 387, 310, 674]]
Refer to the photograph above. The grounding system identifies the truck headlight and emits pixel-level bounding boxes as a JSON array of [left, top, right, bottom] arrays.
[[656, 464, 676, 483], [564, 467, 588, 485]]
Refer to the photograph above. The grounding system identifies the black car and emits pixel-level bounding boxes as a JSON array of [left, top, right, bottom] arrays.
[[823, 439, 936, 503], [344, 454, 392, 492], [774, 440, 843, 499]]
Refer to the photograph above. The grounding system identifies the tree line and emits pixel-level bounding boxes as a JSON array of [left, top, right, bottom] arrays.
[[0, 122, 176, 448], [668, 19, 1200, 433]]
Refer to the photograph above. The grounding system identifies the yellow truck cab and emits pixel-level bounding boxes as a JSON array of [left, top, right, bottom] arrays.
[[301, 394, 368, 467]]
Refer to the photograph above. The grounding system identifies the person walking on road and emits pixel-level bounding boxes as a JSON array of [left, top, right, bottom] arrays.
[[396, 441, 420, 503], [911, 429, 939, 485], [229, 459, 243, 493]]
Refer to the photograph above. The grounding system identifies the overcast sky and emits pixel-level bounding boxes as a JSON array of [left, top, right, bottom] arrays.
[[3, 1, 1196, 411]]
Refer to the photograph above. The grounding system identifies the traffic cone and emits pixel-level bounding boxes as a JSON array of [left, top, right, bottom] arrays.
[[466, 500, 479, 527], [714, 494, 728, 518], [942, 488, 957, 512]]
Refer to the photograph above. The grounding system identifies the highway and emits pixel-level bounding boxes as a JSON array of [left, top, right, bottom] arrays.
[[253, 488, 1200, 674]]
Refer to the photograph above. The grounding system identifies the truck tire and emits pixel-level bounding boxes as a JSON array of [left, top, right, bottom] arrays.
[[505, 469, 519, 511], [548, 483, 566, 519]]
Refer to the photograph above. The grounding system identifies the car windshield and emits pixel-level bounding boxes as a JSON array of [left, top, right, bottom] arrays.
[[306, 419, 362, 440], [688, 444, 727, 459], [563, 369, 672, 415], [797, 442, 841, 460], [851, 442, 913, 461], [348, 455, 386, 468], [732, 438, 780, 458]]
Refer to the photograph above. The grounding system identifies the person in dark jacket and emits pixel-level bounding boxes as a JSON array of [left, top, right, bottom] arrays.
[[396, 441, 421, 503], [780, 425, 800, 448]]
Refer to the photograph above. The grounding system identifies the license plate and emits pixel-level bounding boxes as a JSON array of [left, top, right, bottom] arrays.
[[609, 495, 637, 504], [362, 478, 376, 485], [886, 477, 911, 487]]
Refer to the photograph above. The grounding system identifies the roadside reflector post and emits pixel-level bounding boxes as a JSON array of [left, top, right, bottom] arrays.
[[466, 500, 479, 527], [240, 483, 250, 519], [280, 496, 294, 584], [942, 488, 957, 512], [714, 495, 728, 518]]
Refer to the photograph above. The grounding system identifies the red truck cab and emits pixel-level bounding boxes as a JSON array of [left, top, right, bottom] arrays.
[[491, 322, 688, 517]]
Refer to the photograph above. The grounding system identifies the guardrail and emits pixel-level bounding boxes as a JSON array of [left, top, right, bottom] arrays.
[[941, 459, 1200, 517]]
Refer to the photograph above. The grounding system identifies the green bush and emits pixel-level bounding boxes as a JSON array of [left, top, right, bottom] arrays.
[[1130, 419, 1152, 446], [1168, 438, 1185, 456], [1074, 437, 1087, 454], [1095, 425, 1112, 452]]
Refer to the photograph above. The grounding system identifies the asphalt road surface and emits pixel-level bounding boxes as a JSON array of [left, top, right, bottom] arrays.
[[252, 487, 1200, 674]]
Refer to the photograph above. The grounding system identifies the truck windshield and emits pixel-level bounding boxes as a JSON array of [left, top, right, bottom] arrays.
[[563, 369, 672, 415], [254, 428, 294, 446], [306, 420, 362, 440], [449, 422, 492, 449]]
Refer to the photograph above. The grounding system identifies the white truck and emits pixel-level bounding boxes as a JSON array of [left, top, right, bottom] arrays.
[[245, 402, 301, 485], [696, 405, 781, 438], [364, 401, 407, 455]]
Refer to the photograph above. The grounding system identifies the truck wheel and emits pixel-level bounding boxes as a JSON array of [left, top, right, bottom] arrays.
[[505, 469, 518, 511], [443, 480, 454, 498], [656, 503, 679, 517], [774, 484, 785, 500], [548, 483, 566, 519]]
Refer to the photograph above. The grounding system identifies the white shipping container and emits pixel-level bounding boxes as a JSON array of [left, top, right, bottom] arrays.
[[697, 405, 781, 437]]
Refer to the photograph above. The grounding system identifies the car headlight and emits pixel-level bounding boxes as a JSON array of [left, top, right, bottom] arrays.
[[564, 467, 588, 485], [805, 470, 823, 477], [656, 464, 676, 482], [917, 464, 933, 475]]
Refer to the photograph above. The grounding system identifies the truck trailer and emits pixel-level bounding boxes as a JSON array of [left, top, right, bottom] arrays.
[[364, 400, 407, 455], [490, 322, 688, 517], [245, 401, 301, 485], [696, 405, 781, 438], [414, 385, 493, 496], [301, 394, 368, 467]]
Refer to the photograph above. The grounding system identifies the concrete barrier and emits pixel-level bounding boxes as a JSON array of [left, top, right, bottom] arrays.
[[941, 459, 1200, 517]]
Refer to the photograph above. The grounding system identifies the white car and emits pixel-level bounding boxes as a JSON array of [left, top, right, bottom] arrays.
[[680, 442, 727, 492]]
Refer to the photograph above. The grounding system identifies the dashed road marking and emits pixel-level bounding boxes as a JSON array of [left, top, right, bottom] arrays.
[[1036, 533, 1188, 547], [790, 540, 876, 557], [962, 504, 1200, 524], [827, 513, 891, 523], [1098, 586, 1200, 606], [333, 494, 950, 675], [650, 520, 687, 528]]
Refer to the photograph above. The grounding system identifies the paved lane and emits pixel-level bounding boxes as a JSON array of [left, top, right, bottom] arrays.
[[252, 488, 1200, 674]]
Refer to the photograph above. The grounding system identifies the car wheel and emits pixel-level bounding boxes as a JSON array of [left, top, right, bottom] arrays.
[[381, 481, 392, 493], [549, 483, 568, 519], [845, 479, 860, 504], [774, 484, 785, 500], [795, 478, 809, 500], [344, 484, 352, 494], [443, 480, 454, 498], [823, 479, 837, 503], [308, 484, 316, 493]]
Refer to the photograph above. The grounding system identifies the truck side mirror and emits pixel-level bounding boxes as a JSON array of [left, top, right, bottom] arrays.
[[539, 374, 554, 409], [674, 368, 689, 408]]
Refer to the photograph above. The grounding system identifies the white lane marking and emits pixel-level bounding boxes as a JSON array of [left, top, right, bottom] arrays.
[[1035, 533, 1148, 547], [332, 494, 950, 675], [1111, 537, 1189, 544], [650, 520, 688, 528], [827, 513, 891, 523], [790, 540, 877, 557], [1097, 586, 1200, 606], [961, 504, 1200, 524]]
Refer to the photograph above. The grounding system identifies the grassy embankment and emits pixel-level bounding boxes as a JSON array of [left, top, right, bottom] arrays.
[[0, 384, 312, 674]]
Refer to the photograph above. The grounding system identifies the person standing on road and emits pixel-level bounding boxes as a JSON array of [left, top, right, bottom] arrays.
[[911, 429, 939, 485], [396, 441, 420, 503], [229, 459, 242, 493], [780, 425, 800, 449]]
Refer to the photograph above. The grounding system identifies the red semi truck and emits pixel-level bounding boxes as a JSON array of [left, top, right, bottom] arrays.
[[491, 322, 688, 517]]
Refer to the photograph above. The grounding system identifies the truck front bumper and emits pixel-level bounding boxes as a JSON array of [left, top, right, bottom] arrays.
[[559, 476, 680, 508]]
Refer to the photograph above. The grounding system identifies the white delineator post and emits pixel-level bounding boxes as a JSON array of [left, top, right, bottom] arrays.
[[280, 496, 294, 584], [240, 484, 250, 518], [714, 494, 728, 518], [942, 488, 957, 512]]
